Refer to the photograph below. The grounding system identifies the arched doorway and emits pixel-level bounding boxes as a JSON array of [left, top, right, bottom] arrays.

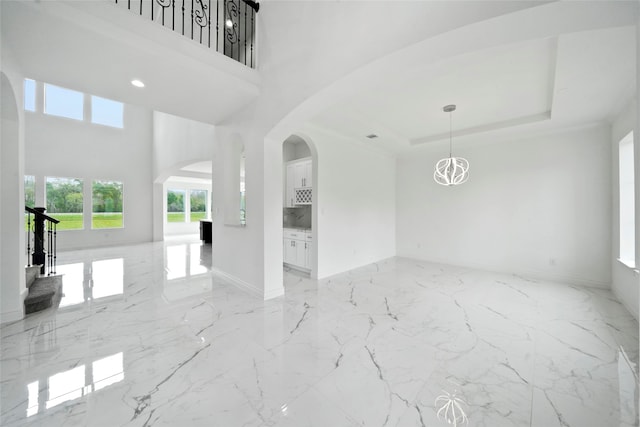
[[1, 71, 26, 322], [282, 134, 318, 279]]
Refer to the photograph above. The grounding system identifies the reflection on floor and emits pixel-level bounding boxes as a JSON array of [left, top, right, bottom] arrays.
[[1, 235, 638, 426]]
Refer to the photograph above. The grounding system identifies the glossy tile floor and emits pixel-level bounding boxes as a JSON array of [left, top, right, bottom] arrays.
[[1, 236, 638, 426]]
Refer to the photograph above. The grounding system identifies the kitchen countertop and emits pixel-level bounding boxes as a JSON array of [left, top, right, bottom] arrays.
[[283, 226, 311, 231]]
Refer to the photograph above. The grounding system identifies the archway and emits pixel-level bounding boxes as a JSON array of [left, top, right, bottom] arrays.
[[1, 71, 26, 322], [154, 159, 213, 240], [281, 133, 319, 279]]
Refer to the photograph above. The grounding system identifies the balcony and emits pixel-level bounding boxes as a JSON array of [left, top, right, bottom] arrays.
[[113, 0, 259, 68]]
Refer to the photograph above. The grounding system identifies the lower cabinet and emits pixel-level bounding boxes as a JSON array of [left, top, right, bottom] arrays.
[[283, 229, 311, 270]]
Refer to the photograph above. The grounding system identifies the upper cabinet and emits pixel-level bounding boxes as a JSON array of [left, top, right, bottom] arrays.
[[285, 163, 296, 208], [293, 159, 312, 189], [285, 158, 312, 207]]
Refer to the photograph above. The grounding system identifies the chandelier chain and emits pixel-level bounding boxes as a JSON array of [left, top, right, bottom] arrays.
[[449, 111, 453, 158]]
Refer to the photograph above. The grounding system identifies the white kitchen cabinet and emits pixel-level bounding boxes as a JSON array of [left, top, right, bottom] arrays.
[[303, 160, 312, 188], [284, 158, 312, 207], [285, 163, 296, 208], [304, 239, 311, 269], [283, 228, 312, 270], [292, 158, 312, 189], [294, 162, 305, 189], [284, 238, 298, 265]]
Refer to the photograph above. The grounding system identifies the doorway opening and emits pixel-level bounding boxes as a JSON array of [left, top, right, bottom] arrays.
[[282, 135, 316, 277]]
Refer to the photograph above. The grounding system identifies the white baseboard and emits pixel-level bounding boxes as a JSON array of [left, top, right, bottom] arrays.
[[396, 252, 610, 289], [264, 286, 284, 300], [211, 267, 262, 298], [283, 263, 311, 274], [1, 305, 24, 325]]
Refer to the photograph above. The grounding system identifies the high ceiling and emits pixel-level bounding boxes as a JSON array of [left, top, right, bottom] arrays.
[[1, 1, 260, 126], [2, 0, 636, 155], [309, 25, 636, 154]]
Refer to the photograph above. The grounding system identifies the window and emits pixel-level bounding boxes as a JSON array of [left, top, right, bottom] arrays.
[[190, 189, 208, 222], [619, 131, 635, 266], [24, 175, 35, 208], [24, 175, 36, 231], [44, 83, 83, 120], [24, 79, 36, 112], [46, 177, 84, 230], [167, 189, 185, 223], [92, 180, 123, 229], [91, 96, 123, 128]]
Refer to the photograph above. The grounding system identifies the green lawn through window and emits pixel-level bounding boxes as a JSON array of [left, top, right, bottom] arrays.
[[23, 213, 126, 230], [92, 213, 123, 229], [190, 211, 206, 222], [167, 212, 185, 223], [46, 213, 84, 230]]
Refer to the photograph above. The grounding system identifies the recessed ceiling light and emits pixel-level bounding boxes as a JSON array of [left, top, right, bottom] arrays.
[[131, 79, 145, 88]]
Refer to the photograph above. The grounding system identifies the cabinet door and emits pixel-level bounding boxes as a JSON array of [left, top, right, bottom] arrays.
[[294, 162, 306, 188], [304, 240, 311, 269], [295, 240, 307, 268], [286, 164, 296, 207], [284, 238, 297, 265], [303, 160, 312, 188]]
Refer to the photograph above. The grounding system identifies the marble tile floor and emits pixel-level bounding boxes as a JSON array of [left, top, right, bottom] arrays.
[[1, 236, 638, 426]]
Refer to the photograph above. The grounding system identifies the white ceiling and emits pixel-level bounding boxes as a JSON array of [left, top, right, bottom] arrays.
[[309, 25, 636, 154], [2, 1, 635, 156], [181, 161, 213, 174], [1, 1, 260, 126]]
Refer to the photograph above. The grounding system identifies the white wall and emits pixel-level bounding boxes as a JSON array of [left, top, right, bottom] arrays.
[[1, 66, 27, 323], [397, 125, 612, 288], [301, 126, 397, 279], [25, 98, 154, 250], [612, 102, 639, 319], [152, 111, 214, 181], [211, 125, 269, 297]]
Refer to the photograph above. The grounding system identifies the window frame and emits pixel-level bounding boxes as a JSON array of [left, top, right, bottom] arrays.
[[166, 188, 187, 223], [618, 131, 635, 268], [90, 95, 124, 129], [91, 180, 124, 230], [45, 176, 85, 231], [24, 79, 36, 112], [43, 83, 84, 121]]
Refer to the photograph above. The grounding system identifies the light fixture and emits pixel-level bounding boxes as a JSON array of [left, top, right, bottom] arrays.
[[225, 19, 233, 28], [434, 104, 469, 186], [131, 79, 145, 88]]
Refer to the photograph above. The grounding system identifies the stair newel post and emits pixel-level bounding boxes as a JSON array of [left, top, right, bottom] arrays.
[[52, 223, 57, 275], [47, 221, 52, 276], [27, 211, 32, 267], [33, 207, 47, 275]]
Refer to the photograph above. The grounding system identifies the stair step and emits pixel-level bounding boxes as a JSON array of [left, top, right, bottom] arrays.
[[25, 265, 42, 289], [24, 275, 62, 315]]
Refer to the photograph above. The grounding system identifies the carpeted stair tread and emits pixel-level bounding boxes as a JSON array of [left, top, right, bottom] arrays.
[[25, 265, 42, 289], [24, 276, 62, 315]]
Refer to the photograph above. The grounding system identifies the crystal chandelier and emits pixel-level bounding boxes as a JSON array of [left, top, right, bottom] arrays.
[[434, 104, 469, 186]]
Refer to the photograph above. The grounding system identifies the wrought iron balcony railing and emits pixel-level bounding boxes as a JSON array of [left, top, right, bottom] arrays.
[[114, 0, 259, 68]]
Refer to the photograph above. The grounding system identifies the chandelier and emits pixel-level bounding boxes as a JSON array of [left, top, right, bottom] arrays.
[[434, 104, 469, 186]]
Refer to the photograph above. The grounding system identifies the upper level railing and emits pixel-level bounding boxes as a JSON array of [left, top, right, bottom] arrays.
[[114, 0, 259, 68], [25, 206, 60, 276]]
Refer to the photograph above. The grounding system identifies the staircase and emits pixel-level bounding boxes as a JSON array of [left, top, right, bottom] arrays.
[[24, 206, 62, 315], [24, 266, 62, 315]]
